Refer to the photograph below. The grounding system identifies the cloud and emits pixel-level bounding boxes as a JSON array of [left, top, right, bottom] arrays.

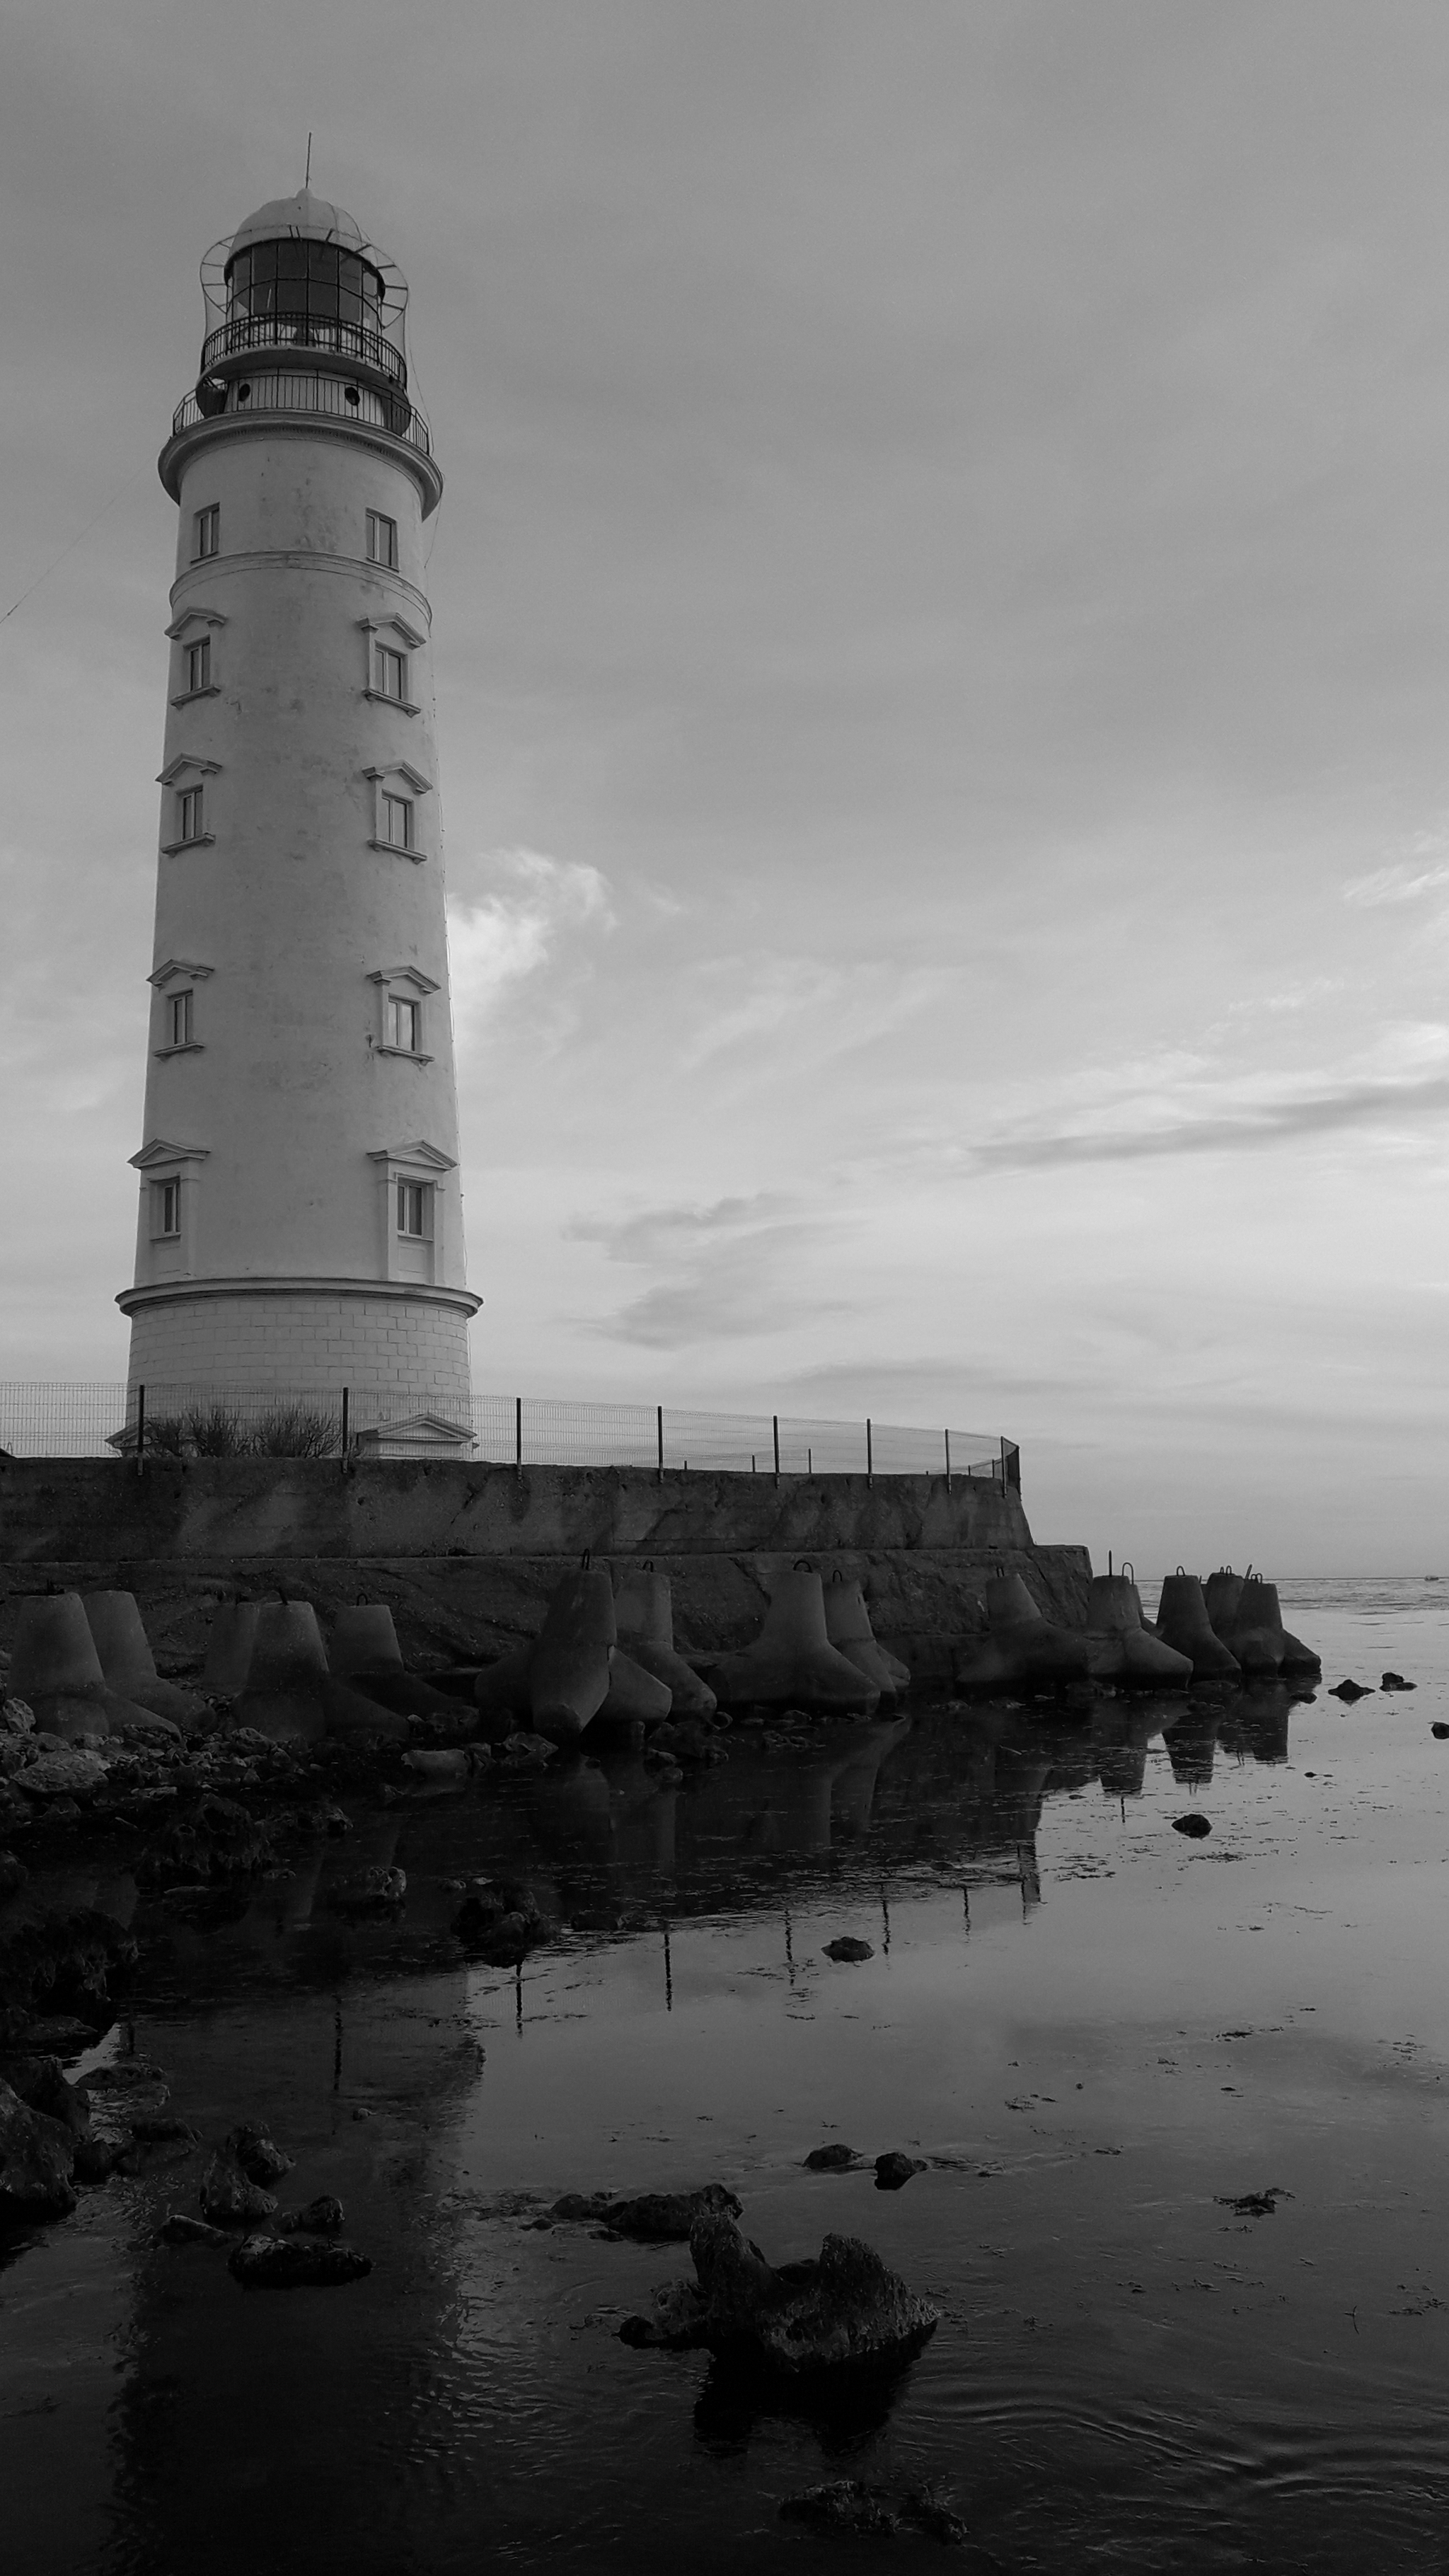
[[1344, 846, 1449, 907], [569, 1191, 848, 1347], [446, 849, 614, 1043], [971, 1068, 1449, 1171]]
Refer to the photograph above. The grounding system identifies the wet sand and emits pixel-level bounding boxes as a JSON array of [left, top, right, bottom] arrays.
[[3, 1576, 1448, 2572]]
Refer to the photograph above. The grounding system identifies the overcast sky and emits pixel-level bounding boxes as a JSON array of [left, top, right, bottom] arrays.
[[4, 0, 1448, 1571]]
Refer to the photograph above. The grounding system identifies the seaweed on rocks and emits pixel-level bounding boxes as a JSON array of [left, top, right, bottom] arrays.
[[620, 2212, 940, 2372]]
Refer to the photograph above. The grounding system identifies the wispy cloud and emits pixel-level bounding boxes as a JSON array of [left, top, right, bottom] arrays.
[[570, 1192, 848, 1347], [1344, 839, 1449, 907], [972, 1067, 1449, 1171], [446, 849, 614, 1045]]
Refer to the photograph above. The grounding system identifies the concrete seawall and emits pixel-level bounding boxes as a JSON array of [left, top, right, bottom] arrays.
[[0, 1457, 1091, 1686]]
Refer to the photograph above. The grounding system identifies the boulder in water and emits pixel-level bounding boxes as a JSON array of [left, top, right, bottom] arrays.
[[619, 2212, 940, 2371]]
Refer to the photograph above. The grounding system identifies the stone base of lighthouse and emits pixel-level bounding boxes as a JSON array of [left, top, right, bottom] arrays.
[[118, 1281, 477, 1427]]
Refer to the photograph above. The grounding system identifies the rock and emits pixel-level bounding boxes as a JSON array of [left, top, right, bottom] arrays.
[[0, 1852, 29, 1902], [1, 1699, 37, 1736], [1329, 1679, 1375, 1702], [650, 1720, 725, 1766], [71, 2133, 128, 2183], [17, 1747, 109, 1799], [552, 2190, 614, 2224], [1171, 1814, 1212, 1838], [804, 2144, 860, 2172], [778, 2481, 969, 2544], [0, 2054, 91, 2141], [874, 2152, 926, 2192], [1218, 2187, 1290, 2216], [400, 1747, 473, 1779], [225, 2122, 294, 2185], [779, 2481, 900, 2536], [601, 2182, 742, 2243], [283, 2194, 345, 2236], [228, 2230, 372, 2288], [1433, 1723, 1449, 1741], [620, 2214, 940, 2371], [127, 2117, 201, 2147], [136, 1793, 274, 1887], [199, 2152, 278, 2227], [0, 2075, 78, 2221], [327, 1865, 405, 1914], [822, 1937, 874, 1962], [1380, 1672, 1415, 1691], [499, 1731, 558, 1766], [158, 2212, 232, 2246], [118, 1714, 186, 1750]]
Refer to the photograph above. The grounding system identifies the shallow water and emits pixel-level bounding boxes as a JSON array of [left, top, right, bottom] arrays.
[[4, 1577, 1449, 2573]]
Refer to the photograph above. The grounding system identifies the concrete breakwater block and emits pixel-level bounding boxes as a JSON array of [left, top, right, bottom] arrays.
[[822, 1571, 910, 1700], [614, 1567, 717, 1720], [8, 1593, 134, 1743], [954, 1572, 1090, 1695], [529, 1564, 617, 1744], [229, 1602, 408, 1746], [1085, 1572, 1192, 1690], [202, 1603, 262, 1697], [82, 1591, 205, 1726], [709, 1566, 879, 1717], [1153, 1572, 1240, 1680]]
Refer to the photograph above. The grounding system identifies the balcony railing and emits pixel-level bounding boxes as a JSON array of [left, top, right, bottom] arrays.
[[201, 313, 406, 387], [171, 368, 432, 461]]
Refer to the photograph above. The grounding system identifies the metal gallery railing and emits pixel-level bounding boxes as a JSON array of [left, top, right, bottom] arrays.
[[0, 1382, 1018, 1488], [200, 312, 406, 386], [171, 369, 431, 457]]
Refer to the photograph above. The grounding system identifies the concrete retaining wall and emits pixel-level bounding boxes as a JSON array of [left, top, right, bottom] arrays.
[[0, 1457, 1092, 1687]]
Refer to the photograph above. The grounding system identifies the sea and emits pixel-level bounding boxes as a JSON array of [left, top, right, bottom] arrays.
[[2, 1575, 1447, 2573]]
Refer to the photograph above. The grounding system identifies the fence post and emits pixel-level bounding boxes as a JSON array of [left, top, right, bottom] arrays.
[[945, 1428, 952, 1493], [657, 1404, 664, 1485], [866, 1417, 873, 1487], [515, 1396, 523, 1476], [134, 1384, 146, 1479], [340, 1386, 350, 1473], [772, 1415, 780, 1487], [1000, 1435, 1008, 1489]]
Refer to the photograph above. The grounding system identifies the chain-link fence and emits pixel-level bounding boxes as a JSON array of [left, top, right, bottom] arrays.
[[0, 1381, 1018, 1485]]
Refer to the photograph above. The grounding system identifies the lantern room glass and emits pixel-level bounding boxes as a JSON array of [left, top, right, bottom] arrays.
[[225, 240, 384, 332]]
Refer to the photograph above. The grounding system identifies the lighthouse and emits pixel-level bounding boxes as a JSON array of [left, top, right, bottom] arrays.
[[118, 188, 479, 1439]]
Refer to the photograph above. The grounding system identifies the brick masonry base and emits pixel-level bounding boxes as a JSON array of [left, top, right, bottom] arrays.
[[123, 1289, 473, 1419]]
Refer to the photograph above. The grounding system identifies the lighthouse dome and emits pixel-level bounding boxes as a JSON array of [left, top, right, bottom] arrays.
[[228, 188, 369, 260]]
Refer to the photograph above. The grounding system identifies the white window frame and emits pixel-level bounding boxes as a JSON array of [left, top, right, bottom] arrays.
[[193, 504, 219, 562], [131, 1136, 209, 1275], [367, 964, 437, 1063], [157, 757, 220, 855], [168, 989, 193, 1048], [374, 642, 406, 701], [366, 510, 398, 568], [166, 606, 226, 706], [364, 761, 433, 861], [185, 637, 211, 696], [359, 614, 423, 715], [396, 1179, 431, 1239], [367, 1137, 456, 1282]]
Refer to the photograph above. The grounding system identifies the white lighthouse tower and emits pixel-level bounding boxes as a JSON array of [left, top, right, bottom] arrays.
[[119, 188, 479, 1439]]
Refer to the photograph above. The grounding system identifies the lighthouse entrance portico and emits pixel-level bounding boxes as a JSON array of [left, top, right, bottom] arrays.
[[119, 188, 479, 1426]]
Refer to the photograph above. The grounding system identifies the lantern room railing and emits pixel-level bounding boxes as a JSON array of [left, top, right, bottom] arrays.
[[201, 312, 406, 387], [171, 367, 432, 460]]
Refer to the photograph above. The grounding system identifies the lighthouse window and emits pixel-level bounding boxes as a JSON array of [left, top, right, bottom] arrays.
[[193, 505, 219, 561], [168, 990, 194, 1048], [178, 785, 205, 844], [228, 240, 381, 333], [155, 1180, 182, 1239], [381, 792, 413, 851], [185, 638, 211, 694], [388, 996, 420, 1052], [374, 643, 406, 701], [366, 512, 398, 568], [397, 1181, 430, 1238]]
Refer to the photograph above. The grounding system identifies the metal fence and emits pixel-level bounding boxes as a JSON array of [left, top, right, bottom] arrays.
[[0, 1382, 1017, 1486]]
